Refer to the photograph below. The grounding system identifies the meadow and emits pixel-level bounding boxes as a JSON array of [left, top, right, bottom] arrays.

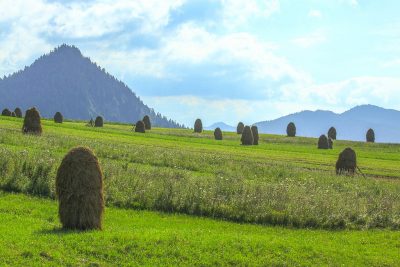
[[0, 115, 400, 265]]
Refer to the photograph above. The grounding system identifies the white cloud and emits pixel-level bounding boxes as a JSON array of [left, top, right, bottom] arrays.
[[292, 30, 327, 48], [221, 0, 280, 28], [308, 9, 322, 18], [0, 0, 186, 76]]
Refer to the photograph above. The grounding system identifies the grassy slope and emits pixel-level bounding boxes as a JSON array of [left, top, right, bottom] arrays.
[[1, 192, 399, 266], [0, 116, 400, 229]]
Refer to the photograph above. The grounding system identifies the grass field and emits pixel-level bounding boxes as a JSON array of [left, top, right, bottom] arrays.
[[0, 115, 400, 265], [1, 192, 400, 266]]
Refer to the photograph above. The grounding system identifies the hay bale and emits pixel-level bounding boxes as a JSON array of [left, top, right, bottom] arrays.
[[194, 119, 203, 133], [14, 107, 22, 118], [94, 116, 103, 127], [135, 120, 145, 133], [251, 125, 259, 145], [286, 122, 296, 137], [328, 138, 333, 149], [56, 147, 104, 230], [1, 108, 11, 116], [328, 127, 337, 140], [318, 134, 329, 149], [214, 127, 223, 140], [236, 122, 244, 134], [366, 128, 375, 143], [143, 115, 151, 130], [54, 112, 63, 123], [241, 126, 254, 145], [336, 147, 357, 175], [22, 107, 42, 135]]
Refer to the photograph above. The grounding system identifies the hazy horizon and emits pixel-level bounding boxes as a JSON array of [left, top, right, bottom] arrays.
[[1, 0, 400, 126]]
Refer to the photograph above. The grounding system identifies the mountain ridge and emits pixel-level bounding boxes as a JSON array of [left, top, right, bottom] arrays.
[[254, 104, 400, 143]]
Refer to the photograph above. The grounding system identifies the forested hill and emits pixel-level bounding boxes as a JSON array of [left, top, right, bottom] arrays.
[[0, 44, 183, 128]]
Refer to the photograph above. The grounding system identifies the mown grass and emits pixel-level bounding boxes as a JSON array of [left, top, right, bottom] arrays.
[[0, 116, 400, 229], [1, 192, 399, 266]]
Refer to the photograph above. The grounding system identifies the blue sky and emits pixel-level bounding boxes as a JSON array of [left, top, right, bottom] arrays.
[[1, 0, 400, 126]]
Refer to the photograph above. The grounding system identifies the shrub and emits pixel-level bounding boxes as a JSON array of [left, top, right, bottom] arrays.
[[328, 138, 333, 149], [241, 126, 254, 145], [14, 108, 22, 118], [95, 116, 103, 127], [54, 112, 63, 123], [336, 148, 357, 175], [56, 147, 104, 230], [22, 107, 42, 135], [143, 115, 151, 130], [366, 128, 375, 143], [318, 135, 329, 149], [328, 127, 337, 140], [251, 125, 259, 145], [214, 127, 223, 140], [135, 120, 145, 133], [194, 119, 203, 133], [237, 122, 244, 134], [286, 122, 296, 137], [1, 108, 11, 116]]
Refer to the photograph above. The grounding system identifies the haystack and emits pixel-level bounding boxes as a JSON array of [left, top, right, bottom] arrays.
[[22, 107, 42, 135], [336, 147, 357, 175], [241, 126, 254, 145], [214, 127, 223, 140], [135, 120, 145, 133], [287, 122, 296, 137], [56, 147, 104, 230], [251, 125, 259, 145], [143, 115, 151, 130]]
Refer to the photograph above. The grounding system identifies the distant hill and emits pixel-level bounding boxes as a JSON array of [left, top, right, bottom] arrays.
[[205, 122, 235, 132], [0, 44, 183, 128], [255, 105, 400, 143]]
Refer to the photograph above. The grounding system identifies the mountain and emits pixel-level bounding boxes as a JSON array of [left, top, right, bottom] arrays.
[[205, 122, 235, 132], [0, 44, 183, 128], [255, 105, 400, 143]]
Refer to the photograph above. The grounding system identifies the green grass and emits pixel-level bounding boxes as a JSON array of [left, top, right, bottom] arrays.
[[1, 192, 399, 266], [0, 116, 400, 229]]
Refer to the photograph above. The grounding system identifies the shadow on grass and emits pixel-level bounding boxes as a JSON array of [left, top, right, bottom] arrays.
[[36, 227, 98, 236]]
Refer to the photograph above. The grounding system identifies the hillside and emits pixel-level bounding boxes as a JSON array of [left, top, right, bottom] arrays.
[[0, 44, 183, 128], [255, 105, 400, 143]]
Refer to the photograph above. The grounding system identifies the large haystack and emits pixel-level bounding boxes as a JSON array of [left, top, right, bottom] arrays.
[[366, 128, 375, 143], [54, 112, 63, 123], [286, 122, 296, 137], [56, 147, 104, 230], [214, 127, 223, 140], [95, 116, 103, 127], [336, 147, 357, 175], [135, 120, 145, 133], [194, 119, 203, 133], [318, 134, 329, 149], [1, 108, 11, 116], [22, 107, 42, 135], [251, 125, 259, 145], [14, 107, 22, 118], [143, 115, 151, 130], [237, 122, 244, 134], [328, 127, 337, 140], [241, 126, 254, 145]]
